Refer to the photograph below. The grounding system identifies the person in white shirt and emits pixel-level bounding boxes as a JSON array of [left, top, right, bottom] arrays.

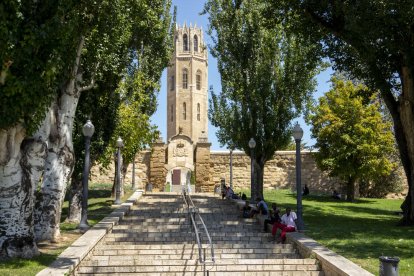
[[271, 207, 297, 243]]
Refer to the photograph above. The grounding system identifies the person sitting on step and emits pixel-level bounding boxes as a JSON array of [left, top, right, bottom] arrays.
[[271, 207, 297, 243], [242, 200, 252, 218], [263, 203, 280, 232], [251, 197, 269, 218]]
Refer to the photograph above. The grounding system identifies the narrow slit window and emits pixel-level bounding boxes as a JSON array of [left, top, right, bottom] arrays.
[[170, 105, 174, 122], [197, 103, 200, 121], [182, 69, 188, 89], [170, 76, 175, 91], [183, 34, 188, 51], [183, 102, 187, 120], [196, 71, 201, 90], [194, 35, 198, 52]]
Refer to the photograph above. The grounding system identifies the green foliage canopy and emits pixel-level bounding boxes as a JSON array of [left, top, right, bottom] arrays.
[[203, 0, 324, 198], [307, 78, 396, 199]]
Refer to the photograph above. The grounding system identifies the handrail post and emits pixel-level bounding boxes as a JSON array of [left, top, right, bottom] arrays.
[[203, 247, 207, 276]]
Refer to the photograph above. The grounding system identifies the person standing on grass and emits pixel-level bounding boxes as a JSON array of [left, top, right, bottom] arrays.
[[271, 207, 297, 243]]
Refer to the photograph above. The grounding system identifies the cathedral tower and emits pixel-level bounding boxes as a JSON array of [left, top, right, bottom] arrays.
[[167, 23, 208, 143]]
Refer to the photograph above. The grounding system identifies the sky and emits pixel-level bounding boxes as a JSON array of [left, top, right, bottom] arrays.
[[150, 0, 334, 150]]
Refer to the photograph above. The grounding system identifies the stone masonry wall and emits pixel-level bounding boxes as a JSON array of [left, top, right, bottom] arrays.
[[150, 142, 167, 191], [207, 150, 340, 193], [91, 149, 341, 194], [90, 150, 150, 190], [195, 142, 211, 192]]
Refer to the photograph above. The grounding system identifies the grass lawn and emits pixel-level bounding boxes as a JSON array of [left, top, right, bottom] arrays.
[[0, 182, 134, 276], [239, 188, 414, 275]]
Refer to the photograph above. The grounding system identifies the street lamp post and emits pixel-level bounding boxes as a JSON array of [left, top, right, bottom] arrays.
[[229, 148, 233, 189], [292, 122, 304, 231], [248, 138, 256, 202], [114, 137, 124, 205], [79, 119, 95, 230], [132, 154, 136, 190]]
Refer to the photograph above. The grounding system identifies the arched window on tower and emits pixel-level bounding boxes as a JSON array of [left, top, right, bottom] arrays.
[[196, 70, 202, 90], [183, 34, 188, 51], [197, 103, 200, 121], [182, 69, 188, 89], [170, 105, 173, 122], [194, 35, 198, 52], [170, 75, 175, 91], [183, 102, 187, 120]]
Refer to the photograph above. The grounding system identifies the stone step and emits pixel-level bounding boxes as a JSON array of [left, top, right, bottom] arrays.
[[78, 260, 320, 275], [91, 248, 297, 257], [94, 243, 295, 250], [111, 227, 271, 236], [102, 236, 274, 243], [81, 258, 317, 267], [88, 253, 299, 260], [77, 272, 324, 276]]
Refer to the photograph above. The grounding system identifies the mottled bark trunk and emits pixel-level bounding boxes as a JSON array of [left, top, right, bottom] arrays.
[[34, 95, 77, 241], [34, 37, 87, 241], [398, 67, 414, 225], [112, 154, 124, 198], [0, 125, 47, 258], [66, 176, 82, 223]]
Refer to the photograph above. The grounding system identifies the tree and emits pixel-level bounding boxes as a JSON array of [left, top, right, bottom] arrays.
[[0, 0, 173, 256], [0, 0, 75, 258], [264, 0, 414, 224], [203, 0, 324, 199], [66, 1, 174, 223], [307, 78, 396, 201]]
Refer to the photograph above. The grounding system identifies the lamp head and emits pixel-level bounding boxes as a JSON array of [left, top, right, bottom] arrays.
[[292, 122, 303, 140], [248, 138, 256, 149], [82, 120, 95, 138], [116, 137, 124, 148]]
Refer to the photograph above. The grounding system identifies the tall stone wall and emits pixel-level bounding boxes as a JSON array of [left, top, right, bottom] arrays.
[[207, 150, 340, 193], [90, 150, 151, 190], [91, 149, 340, 194], [195, 142, 211, 192], [150, 142, 167, 191]]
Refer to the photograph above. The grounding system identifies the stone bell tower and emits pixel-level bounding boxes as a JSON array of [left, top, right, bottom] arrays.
[[167, 23, 208, 143]]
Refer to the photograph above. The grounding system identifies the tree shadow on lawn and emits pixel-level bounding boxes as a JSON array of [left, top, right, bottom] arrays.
[[292, 193, 374, 204], [61, 200, 113, 223], [304, 207, 414, 259]]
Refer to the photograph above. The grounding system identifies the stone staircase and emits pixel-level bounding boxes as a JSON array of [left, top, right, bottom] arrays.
[[75, 193, 323, 275]]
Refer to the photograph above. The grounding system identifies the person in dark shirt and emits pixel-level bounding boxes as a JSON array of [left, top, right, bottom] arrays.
[[263, 203, 280, 232], [302, 185, 309, 196]]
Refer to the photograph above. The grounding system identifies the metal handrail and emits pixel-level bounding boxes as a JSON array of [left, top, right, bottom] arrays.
[[182, 187, 215, 275]]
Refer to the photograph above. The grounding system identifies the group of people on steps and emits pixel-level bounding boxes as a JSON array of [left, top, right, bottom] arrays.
[[241, 197, 298, 244]]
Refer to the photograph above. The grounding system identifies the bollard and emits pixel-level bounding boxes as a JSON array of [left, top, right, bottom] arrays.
[[379, 256, 399, 276]]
